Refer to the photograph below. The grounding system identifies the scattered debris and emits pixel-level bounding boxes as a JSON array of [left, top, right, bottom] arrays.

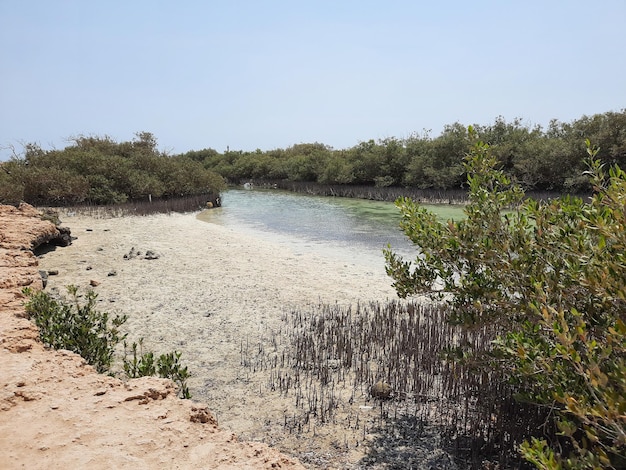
[[124, 247, 160, 260], [123, 247, 141, 260]]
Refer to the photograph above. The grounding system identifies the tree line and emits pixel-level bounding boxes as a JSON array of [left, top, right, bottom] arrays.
[[1, 110, 624, 207], [0, 132, 225, 206], [191, 110, 626, 194]]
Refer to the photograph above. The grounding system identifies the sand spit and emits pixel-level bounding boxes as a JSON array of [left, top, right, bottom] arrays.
[[0, 204, 305, 470]]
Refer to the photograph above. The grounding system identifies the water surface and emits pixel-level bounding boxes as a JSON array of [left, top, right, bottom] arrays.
[[198, 189, 465, 270]]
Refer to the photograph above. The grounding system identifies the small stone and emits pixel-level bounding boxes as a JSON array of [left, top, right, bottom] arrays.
[[370, 381, 392, 400], [107, 270, 117, 276], [190, 406, 216, 425], [124, 247, 138, 260], [90, 280, 100, 287], [39, 270, 48, 288], [144, 250, 159, 260]]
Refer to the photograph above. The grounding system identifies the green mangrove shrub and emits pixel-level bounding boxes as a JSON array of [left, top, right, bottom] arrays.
[[384, 134, 626, 469], [23, 285, 127, 373], [24, 286, 192, 398], [123, 339, 192, 399]]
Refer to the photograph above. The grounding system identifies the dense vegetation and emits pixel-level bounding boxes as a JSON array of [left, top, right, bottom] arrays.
[[194, 110, 626, 195], [384, 134, 626, 469], [0, 132, 225, 207], [2, 111, 624, 207]]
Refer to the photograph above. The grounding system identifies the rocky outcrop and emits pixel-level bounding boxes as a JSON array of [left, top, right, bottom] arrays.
[[0, 204, 304, 469], [0, 203, 70, 251], [0, 203, 53, 355]]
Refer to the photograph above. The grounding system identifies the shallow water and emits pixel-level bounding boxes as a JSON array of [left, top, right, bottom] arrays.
[[198, 188, 465, 271]]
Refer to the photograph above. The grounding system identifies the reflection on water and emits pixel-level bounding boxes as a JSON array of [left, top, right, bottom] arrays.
[[198, 189, 463, 270]]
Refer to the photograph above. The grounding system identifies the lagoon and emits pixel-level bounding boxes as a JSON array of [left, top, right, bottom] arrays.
[[198, 189, 466, 271]]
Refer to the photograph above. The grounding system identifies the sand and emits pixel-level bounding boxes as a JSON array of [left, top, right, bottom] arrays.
[[1, 204, 308, 470], [36, 210, 404, 468]]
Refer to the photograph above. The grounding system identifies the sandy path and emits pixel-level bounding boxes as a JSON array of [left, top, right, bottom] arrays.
[[38, 210, 401, 467]]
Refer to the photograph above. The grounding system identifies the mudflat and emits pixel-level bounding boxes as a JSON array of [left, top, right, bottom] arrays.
[[37, 210, 401, 467]]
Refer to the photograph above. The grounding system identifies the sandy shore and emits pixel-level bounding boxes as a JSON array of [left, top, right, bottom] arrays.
[[37, 210, 403, 467]]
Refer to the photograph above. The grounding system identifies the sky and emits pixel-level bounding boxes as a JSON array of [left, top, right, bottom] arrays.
[[1, 1, 625, 160]]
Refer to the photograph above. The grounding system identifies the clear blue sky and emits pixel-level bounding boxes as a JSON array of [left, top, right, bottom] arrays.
[[1, 1, 625, 160]]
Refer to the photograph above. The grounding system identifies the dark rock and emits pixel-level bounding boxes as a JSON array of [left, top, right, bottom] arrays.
[[39, 270, 48, 288], [144, 250, 159, 260], [30, 223, 72, 250], [49, 226, 72, 247], [370, 381, 392, 400], [124, 247, 159, 260], [124, 247, 139, 260]]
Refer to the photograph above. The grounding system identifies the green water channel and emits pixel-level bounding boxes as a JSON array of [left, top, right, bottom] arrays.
[[198, 188, 467, 269]]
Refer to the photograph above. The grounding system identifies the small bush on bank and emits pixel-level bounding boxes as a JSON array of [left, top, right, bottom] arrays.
[[24, 285, 127, 373], [24, 286, 191, 398], [123, 339, 191, 399]]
